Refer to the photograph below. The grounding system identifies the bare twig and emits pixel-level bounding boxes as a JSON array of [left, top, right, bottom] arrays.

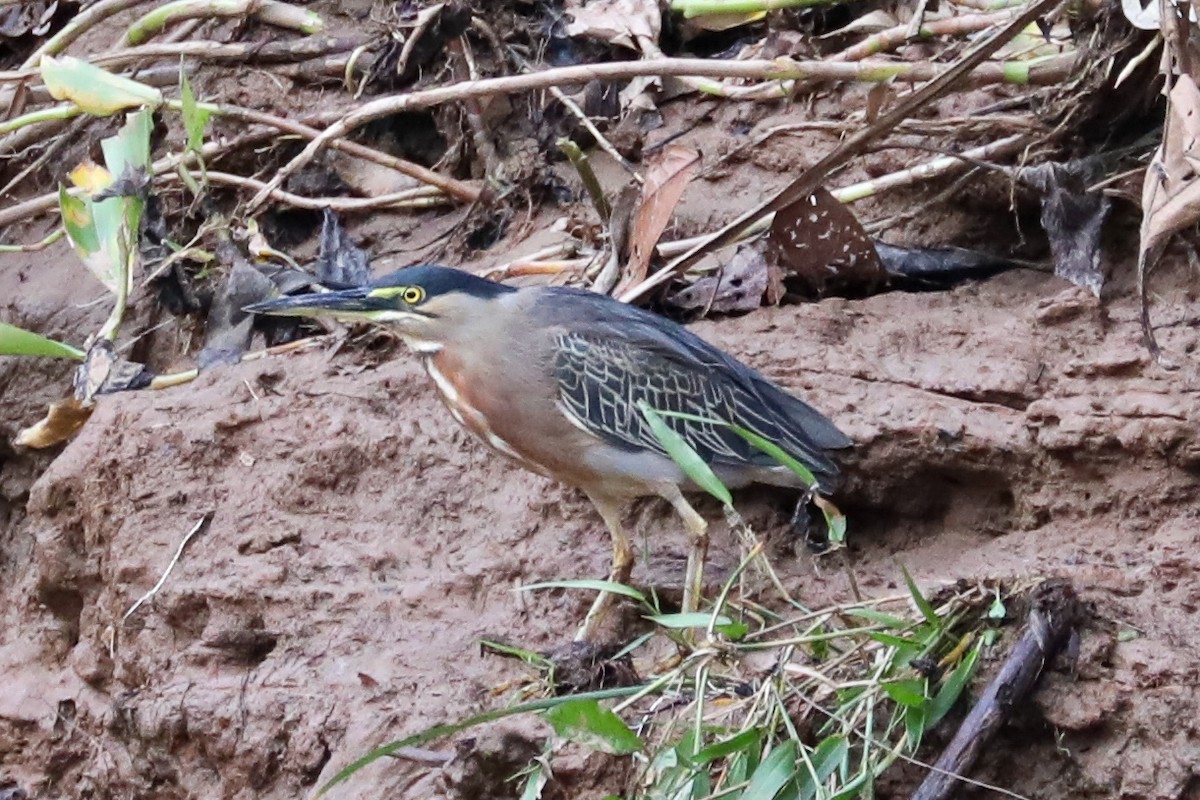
[[831, 11, 1018, 61]]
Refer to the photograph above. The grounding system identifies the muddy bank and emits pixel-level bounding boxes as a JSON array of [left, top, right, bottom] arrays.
[[2, 259, 1199, 797]]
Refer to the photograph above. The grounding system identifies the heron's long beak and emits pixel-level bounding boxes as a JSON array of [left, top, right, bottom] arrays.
[[244, 287, 396, 323]]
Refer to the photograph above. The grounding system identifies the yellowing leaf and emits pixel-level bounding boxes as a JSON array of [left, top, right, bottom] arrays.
[[40, 54, 162, 116], [69, 162, 113, 193], [15, 398, 93, 449]]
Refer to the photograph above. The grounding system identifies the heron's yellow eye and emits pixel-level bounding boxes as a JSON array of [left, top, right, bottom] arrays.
[[401, 286, 425, 305]]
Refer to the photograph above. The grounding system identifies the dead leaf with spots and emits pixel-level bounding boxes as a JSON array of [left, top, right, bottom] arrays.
[[665, 240, 780, 315], [614, 145, 700, 296], [767, 186, 885, 298], [564, 0, 661, 51]]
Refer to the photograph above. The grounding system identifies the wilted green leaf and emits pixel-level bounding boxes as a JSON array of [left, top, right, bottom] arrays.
[[179, 69, 211, 153], [692, 728, 762, 766], [638, 401, 732, 505], [319, 686, 640, 795], [543, 698, 643, 755], [0, 322, 84, 359], [520, 579, 647, 603], [727, 422, 818, 488], [900, 563, 941, 629], [40, 54, 162, 116], [649, 611, 750, 639]]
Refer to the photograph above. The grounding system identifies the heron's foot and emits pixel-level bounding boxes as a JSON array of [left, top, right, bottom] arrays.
[[789, 493, 830, 553]]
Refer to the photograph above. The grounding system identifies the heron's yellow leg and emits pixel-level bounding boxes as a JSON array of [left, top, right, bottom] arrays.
[[576, 497, 634, 642], [658, 484, 709, 615]]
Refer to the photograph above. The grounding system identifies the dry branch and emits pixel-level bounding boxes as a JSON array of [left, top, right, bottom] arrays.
[[246, 51, 1077, 212]]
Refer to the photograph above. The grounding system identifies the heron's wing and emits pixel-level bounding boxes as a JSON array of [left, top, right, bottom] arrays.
[[543, 289, 848, 481]]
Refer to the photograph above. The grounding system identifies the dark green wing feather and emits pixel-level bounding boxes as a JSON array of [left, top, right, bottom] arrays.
[[540, 288, 851, 484]]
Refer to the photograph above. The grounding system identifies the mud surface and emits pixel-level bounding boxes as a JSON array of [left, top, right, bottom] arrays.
[[3, 3, 1200, 799]]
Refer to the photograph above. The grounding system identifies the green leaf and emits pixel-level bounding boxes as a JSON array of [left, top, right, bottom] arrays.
[[726, 422, 818, 488], [0, 322, 84, 359], [881, 678, 927, 708], [899, 563, 940, 629], [543, 698, 643, 755], [867, 631, 916, 649], [318, 686, 641, 795], [638, 401, 733, 505], [179, 68, 211, 153], [519, 579, 647, 603], [40, 54, 162, 116], [797, 736, 848, 800], [742, 739, 798, 800], [987, 590, 1007, 620], [692, 728, 762, 766], [904, 703, 927, 750], [649, 612, 733, 629], [926, 639, 982, 728]]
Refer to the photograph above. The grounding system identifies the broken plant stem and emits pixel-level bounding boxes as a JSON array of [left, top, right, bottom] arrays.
[[91, 35, 370, 71], [166, 99, 481, 202], [148, 335, 329, 391], [120, 0, 324, 46], [169, 170, 449, 211], [245, 52, 1075, 212], [557, 138, 611, 222], [0, 227, 64, 253]]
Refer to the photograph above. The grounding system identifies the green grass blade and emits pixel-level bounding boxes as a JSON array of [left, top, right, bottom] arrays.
[[519, 579, 647, 603], [926, 639, 983, 728], [725, 422, 818, 489], [638, 401, 732, 505], [797, 735, 848, 800], [0, 322, 83, 359], [179, 68, 211, 154], [899, 563, 940, 629], [318, 686, 642, 795], [692, 728, 763, 766], [742, 739, 798, 800]]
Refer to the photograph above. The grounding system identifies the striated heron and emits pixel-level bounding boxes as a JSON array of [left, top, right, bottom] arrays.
[[248, 265, 851, 640]]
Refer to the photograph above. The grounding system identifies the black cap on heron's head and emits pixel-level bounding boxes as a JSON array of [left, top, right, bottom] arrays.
[[244, 265, 516, 332]]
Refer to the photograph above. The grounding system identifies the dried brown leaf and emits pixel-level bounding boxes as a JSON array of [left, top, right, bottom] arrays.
[[564, 0, 661, 50], [617, 145, 700, 294]]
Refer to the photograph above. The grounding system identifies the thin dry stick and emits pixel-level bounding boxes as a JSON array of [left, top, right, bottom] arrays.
[[167, 170, 449, 210], [89, 35, 370, 70], [245, 52, 1074, 212], [830, 10, 1017, 61], [122, 512, 213, 623], [622, 0, 1064, 302]]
